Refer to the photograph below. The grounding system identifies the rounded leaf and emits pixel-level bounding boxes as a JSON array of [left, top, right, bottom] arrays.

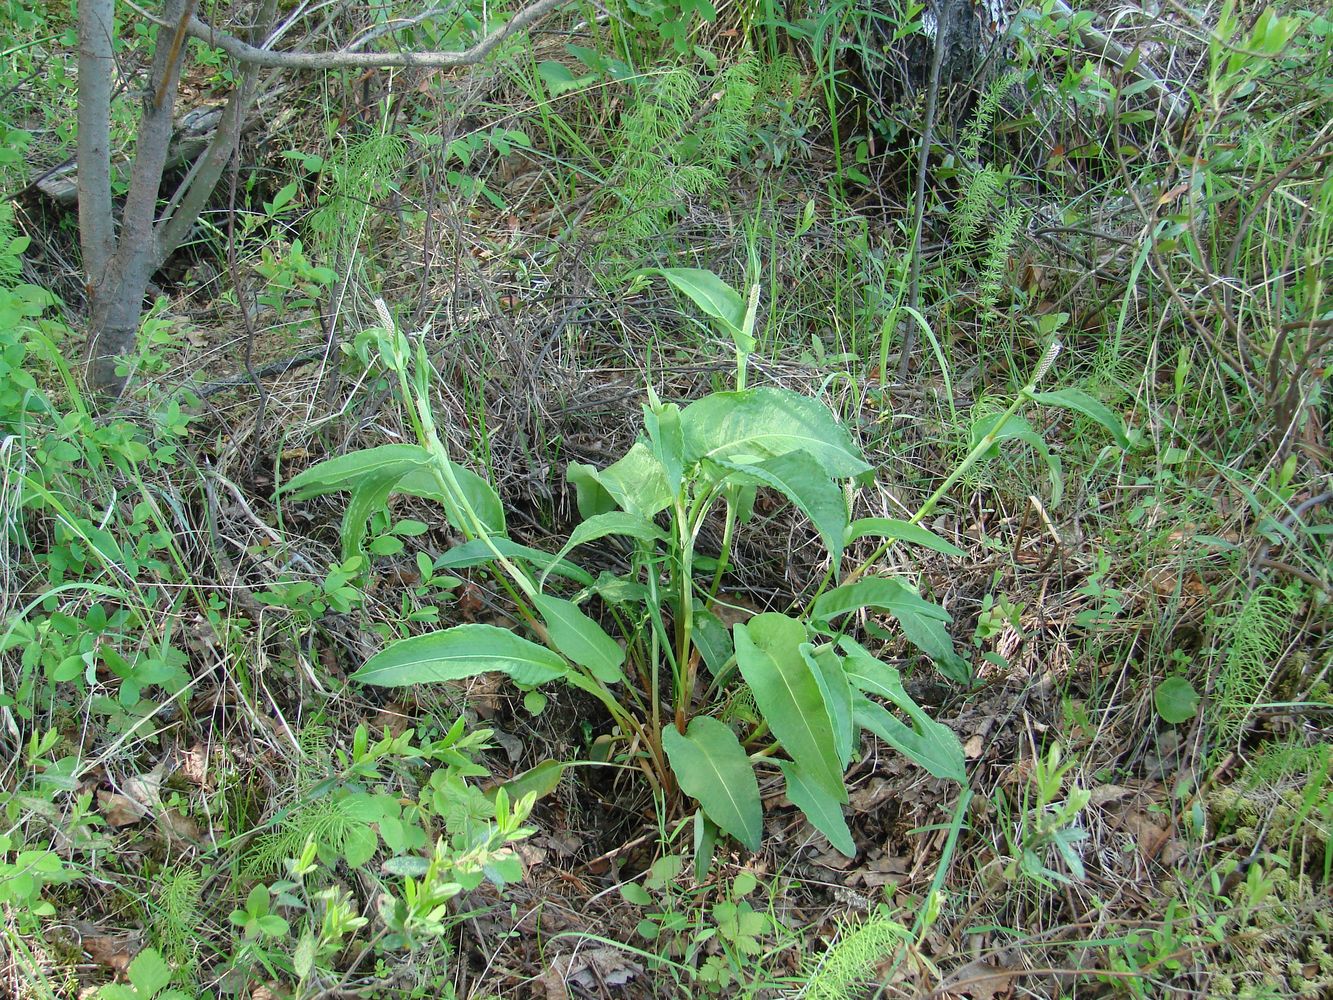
[[1154, 676, 1199, 724]]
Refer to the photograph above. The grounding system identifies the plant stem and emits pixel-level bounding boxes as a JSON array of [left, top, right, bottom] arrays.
[[707, 497, 737, 601]]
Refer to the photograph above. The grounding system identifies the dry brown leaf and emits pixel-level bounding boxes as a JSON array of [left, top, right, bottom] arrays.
[[939, 958, 1017, 999], [97, 791, 151, 828], [1090, 783, 1176, 862], [541, 964, 569, 1000], [158, 807, 204, 845], [963, 733, 985, 759], [548, 945, 643, 992], [79, 928, 140, 973], [517, 842, 548, 868], [809, 847, 858, 869], [368, 703, 414, 737], [849, 779, 897, 813], [849, 852, 909, 888]]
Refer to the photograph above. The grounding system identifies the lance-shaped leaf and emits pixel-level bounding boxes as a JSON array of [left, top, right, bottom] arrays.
[[649, 267, 747, 339], [734, 615, 846, 802], [803, 643, 853, 768], [662, 716, 762, 851], [394, 462, 505, 535], [282, 444, 430, 498], [682, 387, 872, 480], [644, 398, 685, 494], [841, 638, 966, 783], [717, 451, 848, 566], [778, 760, 855, 857], [567, 442, 673, 519], [692, 605, 734, 677], [548, 511, 667, 574], [486, 759, 567, 804], [968, 412, 1063, 506], [845, 518, 965, 558], [532, 593, 625, 684], [436, 538, 593, 587], [811, 577, 970, 682], [339, 473, 400, 559], [1028, 388, 1131, 450], [353, 624, 568, 688]]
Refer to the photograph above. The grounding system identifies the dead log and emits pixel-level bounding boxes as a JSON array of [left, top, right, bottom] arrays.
[[31, 85, 295, 207]]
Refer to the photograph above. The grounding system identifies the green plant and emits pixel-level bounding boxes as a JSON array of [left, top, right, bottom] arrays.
[[96, 947, 193, 1000], [621, 858, 788, 992], [283, 291, 978, 862], [799, 904, 911, 1000], [217, 719, 535, 994], [283, 280, 1130, 865], [1208, 583, 1299, 759], [999, 742, 1090, 889], [595, 59, 771, 262], [0, 833, 76, 934]]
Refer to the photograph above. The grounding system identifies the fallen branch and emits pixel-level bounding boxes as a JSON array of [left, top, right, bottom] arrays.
[[181, 0, 567, 70]]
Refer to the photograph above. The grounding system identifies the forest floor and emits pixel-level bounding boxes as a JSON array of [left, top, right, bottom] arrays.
[[1, 2, 1331, 999]]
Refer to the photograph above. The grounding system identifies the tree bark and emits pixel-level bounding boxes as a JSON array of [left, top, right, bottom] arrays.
[[76, 0, 116, 290]]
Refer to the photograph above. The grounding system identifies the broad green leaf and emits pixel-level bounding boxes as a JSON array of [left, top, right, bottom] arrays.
[[812, 576, 970, 682], [693, 810, 720, 881], [533, 593, 625, 684], [1029, 388, 1131, 450], [394, 462, 505, 535], [778, 760, 855, 857], [339, 473, 398, 559], [845, 518, 965, 558], [487, 759, 566, 803], [734, 615, 846, 802], [811, 577, 950, 623], [284, 444, 429, 498], [288, 444, 505, 548], [841, 639, 965, 783], [682, 387, 872, 481], [353, 623, 568, 687], [803, 643, 853, 768], [718, 451, 848, 566], [598, 442, 674, 517], [1154, 676, 1199, 724], [537, 60, 590, 96], [662, 716, 762, 851], [342, 823, 377, 867], [436, 538, 593, 586], [126, 947, 173, 999], [589, 570, 649, 605], [968, 412, 1039, 459], [568, 443, 673, 519], [651, 267, 746, 338], [567, 461, 616, 519], [730, 481, 757, 524]]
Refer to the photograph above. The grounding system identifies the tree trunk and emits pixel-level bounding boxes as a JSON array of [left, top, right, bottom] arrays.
[[79, 0, 278, 399], [82, 0, 197, 397], [76, 0, 115, 291]]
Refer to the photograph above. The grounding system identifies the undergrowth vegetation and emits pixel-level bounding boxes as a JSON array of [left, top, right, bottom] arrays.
[[1, 0, 1330, 997]]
